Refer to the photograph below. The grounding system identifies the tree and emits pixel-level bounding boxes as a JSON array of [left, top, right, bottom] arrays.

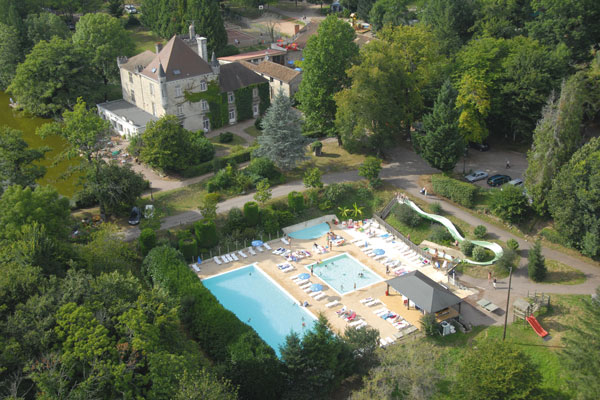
[[350, 340, 441, 400], [198, 193, 219, 220], [190, 0, 228, 55], [368, 0, 410, 32], [358, 157, 382, 188], [83, 162, 148, 217], [451, 340, 542, 399], [72, 13, 134, 101], [139, 228, 157, 256], [548, 137, 600, 257], [562, 286, 600, 398], [456, 72, 491, 143], [254, 179, 272, 205], [342, 326, 379, 374], [526, 0, 600, 63], [420, 312, 438, 336], [303, 167, 323, 189], [0, 185, 70, 241], [472, 0, 533, 39], [7, 37, 99, 117], [489, 185, 530, 224], [25, 12, 70, 46], [106, 0, 124, 17], [525, 75, 585, 214], [175, 369, 238, 400], [421, 0, 476, 55], [77, 223, 138, 275], [297, 15, 359, 136], [256, 91, 307, 170], [139, 115, 214, 172], [414, 80, 463, 172], [0, 23, 23, 89], [527, 240, 546, 282], [0, 126, 47, 193]]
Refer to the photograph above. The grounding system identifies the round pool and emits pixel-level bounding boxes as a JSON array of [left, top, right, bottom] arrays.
[[288, 222, 330, 240]]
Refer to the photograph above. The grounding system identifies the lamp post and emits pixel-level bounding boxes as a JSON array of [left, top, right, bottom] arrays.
[[503, 266, 513, 340]]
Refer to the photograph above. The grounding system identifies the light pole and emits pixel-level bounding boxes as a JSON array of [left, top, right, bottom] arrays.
[[503, 265, 513, 340]]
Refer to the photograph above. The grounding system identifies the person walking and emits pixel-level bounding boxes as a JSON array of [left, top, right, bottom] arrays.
[[493, 277, 497, 289], [506, 160, 511, 169], [488, 271, 492, 285]]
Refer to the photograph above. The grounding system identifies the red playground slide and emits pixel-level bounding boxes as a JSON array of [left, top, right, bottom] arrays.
[[526, 316, 549, 338]]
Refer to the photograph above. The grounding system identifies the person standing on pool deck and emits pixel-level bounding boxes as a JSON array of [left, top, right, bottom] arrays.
[[354, 282, 356, 290], [311, 265, 314, 276]]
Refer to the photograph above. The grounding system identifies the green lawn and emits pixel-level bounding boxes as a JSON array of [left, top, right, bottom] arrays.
[[151, 182, 207, 216], [544, 259, 586, 285], [128, 27, 165, 54], [209, 133, 248, 154], [244, 126, 262, 138]]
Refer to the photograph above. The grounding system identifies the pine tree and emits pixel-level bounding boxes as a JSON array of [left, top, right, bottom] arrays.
[[414, 79, 463, 172], [527, 240, 546, 282], [256, 90, 307, 170]]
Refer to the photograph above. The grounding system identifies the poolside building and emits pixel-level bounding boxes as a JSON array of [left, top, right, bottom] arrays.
[[385, 270, 462, 320]]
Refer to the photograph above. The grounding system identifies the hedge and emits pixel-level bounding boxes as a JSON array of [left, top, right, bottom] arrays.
[[431, 175, 478, 208], [181, 149, 252, 178], [288, 191, 305, 213], [139, 228, 156, 256], [178, 237, 198, 262], [243, 201, 260, 227], [194, 220, 218, 248], [143, 246, 283, 399]]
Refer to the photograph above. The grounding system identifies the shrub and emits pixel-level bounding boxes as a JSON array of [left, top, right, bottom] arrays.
[[358, 156, 383, 188], [428, 225, 453, 245], [460, 240, 475, 257], [288, 191, 305, 213], [276, 210, 295, 228], [139, 228, 156, 256], [254, 116, 263, 130], [246, 157, 281, 181], [243, 201, 260, 227], [490, 185, 530, 224], [420, 313, 438, 336], [178, 237, 198, 262], [496, 249, 517, 273], [194, 220, 218, 248], [259, 208, 280, 235], [431, 175, 478, 208], [394, 204, 422, 227], [429, 202, 442, 215], [311, 141, 323, 151], [507, 239, 519, 251], [323, 183, 352, 204], [472, 246, 487, 262], [540, 227, 563, 245], [474, 225, 487, 239], [225, 208, 245, 234], [181, 161, 214, 178], [218, 131, 234, 143], [206, 164, 237, 193]]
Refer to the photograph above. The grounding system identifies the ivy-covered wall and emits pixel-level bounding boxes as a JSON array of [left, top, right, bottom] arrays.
[[185, 81, 270, 130]]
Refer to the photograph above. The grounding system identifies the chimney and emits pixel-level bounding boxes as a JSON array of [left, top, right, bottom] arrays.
[[189, 22, 195, 40], [155, 43, 163, 54], [264, 51, 270, 62], [197, 36, 208, 61], [295, 24, 300, 35]]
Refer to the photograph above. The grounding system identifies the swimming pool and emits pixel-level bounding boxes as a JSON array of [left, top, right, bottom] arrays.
[[202, 264, 316, 356], [288, 222, 330, 240], [306, 253, 383, 295]]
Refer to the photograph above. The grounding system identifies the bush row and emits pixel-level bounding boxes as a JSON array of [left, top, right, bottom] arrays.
[[143, 246, 283, 399], [181, 148, 252, 178], [431, 175, 478, 208]]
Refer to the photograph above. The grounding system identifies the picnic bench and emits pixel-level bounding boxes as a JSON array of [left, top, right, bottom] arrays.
[[477, 298, 500, 313]]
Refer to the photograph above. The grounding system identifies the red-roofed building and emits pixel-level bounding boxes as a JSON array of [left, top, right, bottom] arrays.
[[217, 48, 287, 65]]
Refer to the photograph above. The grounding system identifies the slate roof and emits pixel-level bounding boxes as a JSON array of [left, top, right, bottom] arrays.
[[219, 62, 268, 92], [240, 60, 301, 83], [141, 35, 213, 82], [97, 99, 158, 127], [119, 50, 156, 73], [386, 270, 462, 314]]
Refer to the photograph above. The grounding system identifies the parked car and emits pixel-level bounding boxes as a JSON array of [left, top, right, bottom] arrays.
[[125, 4, 138, 14], [465, 170, 489, 182], [487, 175, 512, 187], [128, 206, 141, 225], [469, 141, 490, 151], [507, 178, 523, 187]]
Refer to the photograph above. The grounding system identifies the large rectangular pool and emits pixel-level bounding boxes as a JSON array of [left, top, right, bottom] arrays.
[[306, 253, 383, 295], [202, 264, 316, 356]]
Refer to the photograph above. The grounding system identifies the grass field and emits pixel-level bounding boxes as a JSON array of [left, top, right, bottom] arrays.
[[151, 182, 208, 216], [286, 141, 368, 180], [244, 126, 262, 138], [544, 259, 586, 285], [209, 133, 248, 155], [128, 27, 165, 54]]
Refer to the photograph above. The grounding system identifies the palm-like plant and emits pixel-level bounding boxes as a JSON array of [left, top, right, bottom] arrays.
[[351, 202, 364, 218], [338, 206, 351, 219]]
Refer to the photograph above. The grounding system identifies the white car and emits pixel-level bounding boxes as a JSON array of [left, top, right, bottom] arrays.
[[465, 170, 488, 182], [507, 178, 523, 187], [125, 4, 138, 14]]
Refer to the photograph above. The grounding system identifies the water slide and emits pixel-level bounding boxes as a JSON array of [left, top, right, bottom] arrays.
[[399, 198, 503, 265], [526, 315, 549, 337]]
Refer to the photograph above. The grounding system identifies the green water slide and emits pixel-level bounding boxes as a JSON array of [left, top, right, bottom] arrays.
[[400, 199, 503, 265]]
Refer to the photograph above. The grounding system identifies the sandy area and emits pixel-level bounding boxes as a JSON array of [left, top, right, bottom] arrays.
[[194, 221, 471, 344]]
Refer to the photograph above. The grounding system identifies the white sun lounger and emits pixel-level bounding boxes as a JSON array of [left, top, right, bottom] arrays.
[[296, 279, 309, 285], [191, 264, 201, 273], [256, 246, 264, 252], [351, 238, 362, 244], [221, 254, 230, 263], [230, 253, 239, 261], [348, 319, 363, 327], [248, 247, 257, 256], [281, 237, 290, 245], [373, 307, 387, 314], [238, 250, 247, 258], [366, 299, 381, 307], [355, 321, 368, 329], [309, 290, 322, 297], [374, 255, 386, 260], [283, 266, 295, 273], [314, 292, 326, 301], [263, 242, 272, 250], [299, 282, 312, 289], [326, 300, 340, 308], [376, 309, 389, 317], [213, 256, 222, 265], [360, 297, 374, 304], [385, 337, 396, 345]]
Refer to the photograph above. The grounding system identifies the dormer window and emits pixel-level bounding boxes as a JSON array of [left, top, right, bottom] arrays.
[[151, 67, 157, 73], [200, 81, 207, 91], [173, 69, 181, 75]]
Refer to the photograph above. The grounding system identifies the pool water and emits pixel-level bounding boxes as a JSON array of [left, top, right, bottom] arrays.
[[289, 222, 330, 240], [202, 264, 316, 356], [306, 253, 383, 295]]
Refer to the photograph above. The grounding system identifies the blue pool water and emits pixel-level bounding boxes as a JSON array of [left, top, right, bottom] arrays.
[[288, 222, 330, 239], [306, 253, 383, 295], [202, 264, 316, 356]]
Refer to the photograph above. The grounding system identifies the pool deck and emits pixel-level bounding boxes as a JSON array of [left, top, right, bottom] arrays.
[[195, 223, 472, 342]]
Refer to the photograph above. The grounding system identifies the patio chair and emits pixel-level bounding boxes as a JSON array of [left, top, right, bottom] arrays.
[[213, 256, 222, 265], [263, 242, 272, 250], [281, 237, 290, 245], [238, 250, 248, 258], [248, 247, 257, 256], [326, 300, 340, 308], [314, 292, 326, 301], [230, 253, 239, 261]]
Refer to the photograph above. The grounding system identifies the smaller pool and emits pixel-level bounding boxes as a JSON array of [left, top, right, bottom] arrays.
[[306, 253, 383, 295], [289, 222, 330, 240]]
